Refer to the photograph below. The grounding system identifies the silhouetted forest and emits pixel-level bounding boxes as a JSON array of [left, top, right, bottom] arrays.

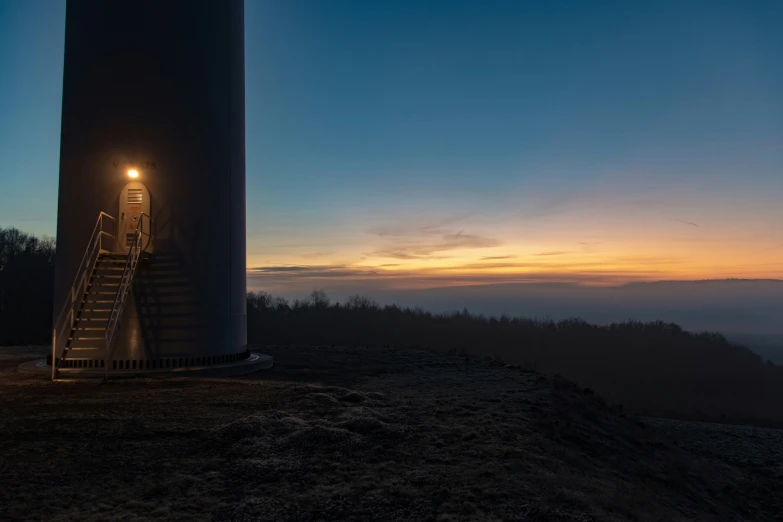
[[0, 228, 55, 345], [248, 290, 783, 423], [2, 228, 783, 423]]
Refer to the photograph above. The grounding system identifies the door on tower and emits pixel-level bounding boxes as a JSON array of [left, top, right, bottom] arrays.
[[118, 181, 153, 254]]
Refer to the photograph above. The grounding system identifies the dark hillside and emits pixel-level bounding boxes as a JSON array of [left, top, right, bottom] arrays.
[[247, 291, 783, 423]]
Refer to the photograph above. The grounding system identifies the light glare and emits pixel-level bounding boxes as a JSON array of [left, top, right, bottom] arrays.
[[127, 169, 139, 178]]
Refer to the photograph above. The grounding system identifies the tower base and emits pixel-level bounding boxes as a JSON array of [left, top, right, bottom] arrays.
[[19, 352, 272, 380]]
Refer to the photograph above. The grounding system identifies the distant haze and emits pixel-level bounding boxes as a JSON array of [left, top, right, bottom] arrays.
[[249, 277, 783, 358]]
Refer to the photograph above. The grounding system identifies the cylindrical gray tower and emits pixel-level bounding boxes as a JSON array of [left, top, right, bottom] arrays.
[[51, 0, 254, 376]]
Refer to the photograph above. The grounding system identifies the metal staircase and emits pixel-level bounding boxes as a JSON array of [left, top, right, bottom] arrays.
[[51, 211, 152, 379]]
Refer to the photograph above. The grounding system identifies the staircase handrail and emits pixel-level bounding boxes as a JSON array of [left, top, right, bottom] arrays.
[[51, 212, 116, 380], [104, 213, 153, 377]]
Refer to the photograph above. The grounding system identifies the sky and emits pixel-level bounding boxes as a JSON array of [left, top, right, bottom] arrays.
[[1, 0, 782, 299]]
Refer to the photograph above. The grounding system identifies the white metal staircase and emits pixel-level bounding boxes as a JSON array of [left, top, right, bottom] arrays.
[[51, 211, 152, 379]]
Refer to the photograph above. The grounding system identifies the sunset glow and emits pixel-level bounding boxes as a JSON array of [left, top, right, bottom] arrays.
[[247, 181, 783, 291]]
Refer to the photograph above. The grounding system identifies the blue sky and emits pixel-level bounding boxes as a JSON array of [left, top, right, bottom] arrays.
[[1, 0, 782, 292]]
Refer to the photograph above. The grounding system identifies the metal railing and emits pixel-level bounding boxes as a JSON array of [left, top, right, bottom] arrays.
[[51, 212, 116, 380], [104, 213, 154, 378]]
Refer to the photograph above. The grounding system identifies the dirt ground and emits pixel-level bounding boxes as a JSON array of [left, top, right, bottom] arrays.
[[1, 344, 781, 522]]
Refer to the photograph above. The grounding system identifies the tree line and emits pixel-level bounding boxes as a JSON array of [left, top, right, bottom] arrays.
[[0, 228, 55, 345]]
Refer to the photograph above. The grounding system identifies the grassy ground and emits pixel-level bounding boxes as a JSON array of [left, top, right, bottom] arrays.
[[643, 417, 783, 478], [0, 344, 781, 521]]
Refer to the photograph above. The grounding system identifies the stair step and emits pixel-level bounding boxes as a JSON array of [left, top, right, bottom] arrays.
[[66, 347, 103, 352]]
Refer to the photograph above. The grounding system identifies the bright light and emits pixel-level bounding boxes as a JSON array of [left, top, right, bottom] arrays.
[[127, 169, 139, 178]]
